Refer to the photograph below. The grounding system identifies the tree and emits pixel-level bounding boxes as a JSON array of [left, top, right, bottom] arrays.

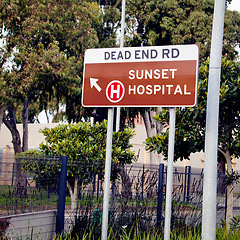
[[0, 0, 122, 146], [20, 121, 136, 222], [0, 0, 111, 195], [145, 58, 240, 229], [123, 0, 240, 164], [126, 0, 240, 60], [0, 0, 103, 147]]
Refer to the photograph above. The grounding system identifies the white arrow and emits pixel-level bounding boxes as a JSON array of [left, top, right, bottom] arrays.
[[90, 78, 102, 92]]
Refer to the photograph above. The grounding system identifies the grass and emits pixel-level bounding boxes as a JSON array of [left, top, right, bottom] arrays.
[[172, 200, 200, 210], [51, 225, 240, 240], [0, 185, 59, 215], [0, 185, 58, 203], [216, 225, 240, 240], [2, 224, 240, 240]]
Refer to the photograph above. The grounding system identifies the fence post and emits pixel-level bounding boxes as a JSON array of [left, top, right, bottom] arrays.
[[93, 174, 96, 194], [11, 162, 15, 186], [97, 174, 100, 201], [142, 164, 145, 200], [157, 163, 164, 227], [56, 156, 68, 235], [224, 172, 228, 221], [184, 166, 187, 202], [184, 166, 191, 202], [186, 166, 191, 203]]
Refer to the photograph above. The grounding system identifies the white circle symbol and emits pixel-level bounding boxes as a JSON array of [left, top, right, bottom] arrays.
[[106, 80, 125, 103]]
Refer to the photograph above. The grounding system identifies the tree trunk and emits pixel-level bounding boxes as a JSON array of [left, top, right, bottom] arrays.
[[22, 100, 29, 152], [155, 107, 163, 133], [225, 151, 233, 231], [3, 104, 22, 153], [217, 157, 226, 195], [3, 104, 27, 197], [45, 109, 50, 123], [142, 109, 163, 165], [110, 179, 117, 214], [67, 178, 79, 227], [0, 103, 6, 131]]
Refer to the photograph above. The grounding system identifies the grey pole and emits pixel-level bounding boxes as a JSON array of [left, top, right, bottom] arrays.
[[202, 0, 225, 239], [120, 0, 126, 49], [116, 0, 126, 131], [116, 107, 120, 132], [164, 107, 176, 240], [101, 107, 114, 240]]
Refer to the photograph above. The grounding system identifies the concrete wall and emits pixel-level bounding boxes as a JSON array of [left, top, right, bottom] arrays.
[[130, 124, 240, 171], [129, 124, 205, 168], [0, 210, 57, 239], [1, 122, 240, 171], [0, 147, 15, 186], [0, 123, 59, 149]]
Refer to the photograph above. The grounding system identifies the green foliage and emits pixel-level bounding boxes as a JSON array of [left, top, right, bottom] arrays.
[[216, 224, 240, 240], [0, 0, 118, 124], [21, 121, 136, 184], [126, 0, 240, 61], [0, 185, 58, 216], [1, 0, 240, 126], [231, 215, 240, 231], [38, 121, 136, 163], [2, 224, 240, 240], [51, 225, 240, 240], [145, 58, 240, 162], [224, 171, 240, 186], [169, 226, 201, 240]]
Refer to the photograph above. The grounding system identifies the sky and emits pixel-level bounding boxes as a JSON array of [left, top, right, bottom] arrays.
[[228, 0, 240, 12]]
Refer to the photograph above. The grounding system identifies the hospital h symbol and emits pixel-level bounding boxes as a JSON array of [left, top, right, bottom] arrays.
[[110, 84, 120, 99]]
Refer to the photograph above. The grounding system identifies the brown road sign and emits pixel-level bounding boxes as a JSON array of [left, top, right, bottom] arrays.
[[82, 45, 199, 107]]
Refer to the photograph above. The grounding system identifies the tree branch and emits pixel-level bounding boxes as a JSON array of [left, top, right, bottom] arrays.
[[218, 147, 227, 159], [2, 115, 13, 133]]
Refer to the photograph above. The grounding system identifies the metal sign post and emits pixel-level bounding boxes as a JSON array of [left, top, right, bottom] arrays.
[[101, 107, 114, 240], [202, 0, 226, 239], [116, 0, 126, 131], [164, 107, 176, 240]]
